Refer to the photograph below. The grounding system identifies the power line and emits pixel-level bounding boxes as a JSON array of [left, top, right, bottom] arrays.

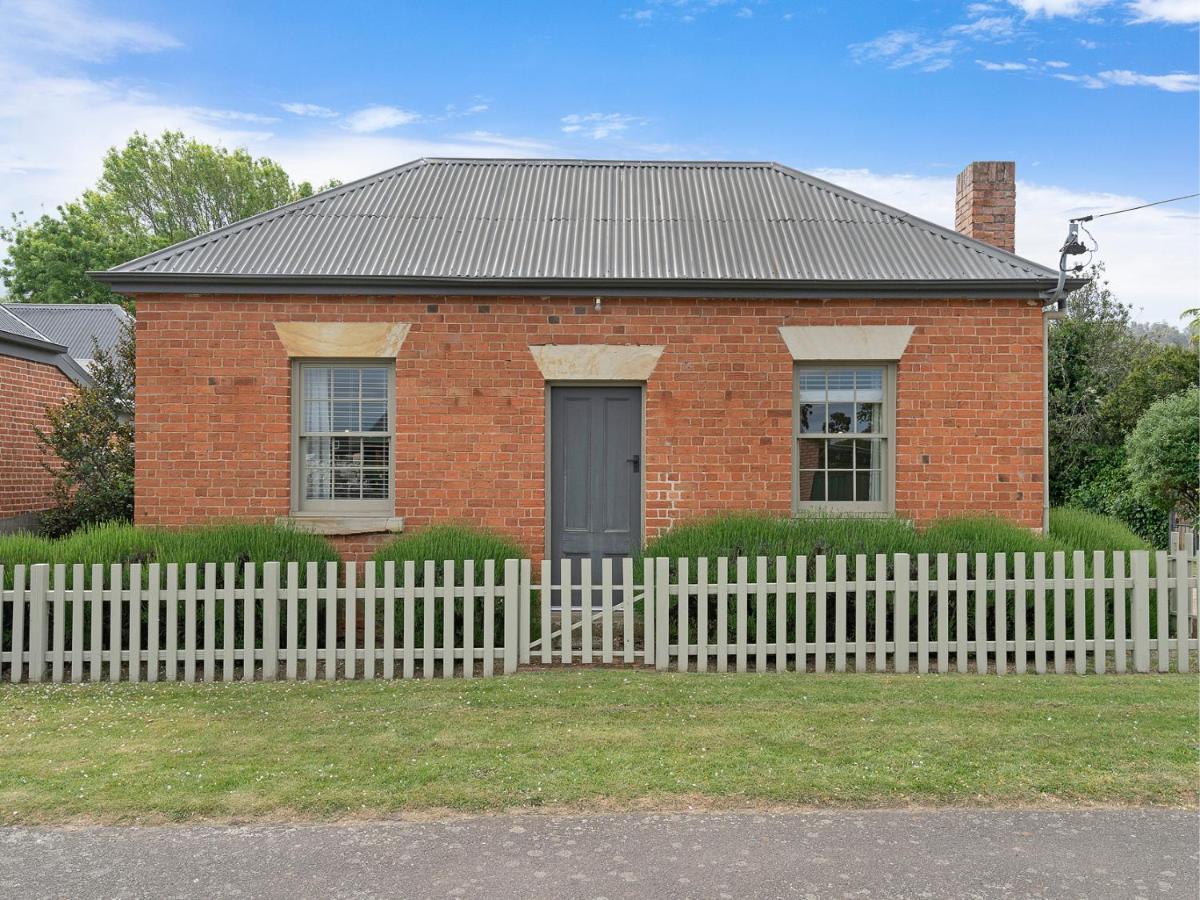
[[1072, 192, 1200, 223]]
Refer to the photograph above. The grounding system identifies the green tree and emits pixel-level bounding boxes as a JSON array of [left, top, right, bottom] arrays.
[[35, 323, 136, 536], [1125, 388, 1200, 522], [1, 131, 331, 308], [1099, 343, 1199, 437], [1047, 265, 1150, 501]]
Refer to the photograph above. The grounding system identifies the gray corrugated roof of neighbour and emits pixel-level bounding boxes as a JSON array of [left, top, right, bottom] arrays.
[[0, 306, 93, 385], [93, 158, 1079, 298], [1, 303, 131, 363]]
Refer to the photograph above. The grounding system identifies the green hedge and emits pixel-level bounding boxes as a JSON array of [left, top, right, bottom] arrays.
[[0, 522, 340, 586], [638, 511, 1158, 644], [371, 524, 529, 646]]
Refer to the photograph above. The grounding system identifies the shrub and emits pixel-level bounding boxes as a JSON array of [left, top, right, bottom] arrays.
[[371, 524, 528, 646], [1125, 388, 1199, 522], [372, 523, 525, 583], [34, 322, 135, 536], [1049, 508, 1150, 553], [0, 521, 340, 582]]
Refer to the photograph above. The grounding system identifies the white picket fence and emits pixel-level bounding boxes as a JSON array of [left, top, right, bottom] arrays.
[[0, 550, 1196, 684]]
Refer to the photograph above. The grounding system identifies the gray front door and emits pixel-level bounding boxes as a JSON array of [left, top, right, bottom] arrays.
[[550, 386, 642, 605]]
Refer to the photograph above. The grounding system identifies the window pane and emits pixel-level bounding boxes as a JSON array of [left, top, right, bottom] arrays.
[[827, 403, 853, 433], [303, 400, 330, 433], [332, 401, 360, 431], [855, 402, 881, 433], [800, 471, 825, 501], [333, 368, 359, 398], [828, 370, 855, 391], [799, 403, 826, 434], [333, 469, 361, 499], [362, 470, 389, 499], [797, 438, 825, 469], [827, 438, 853, 469], [797, 369, 826, 398], [360, 401, 388, 432], [856, 470, 882, 502], [303, 367, 331, 400], [827, 471, 853, 501], [305, 469, 332, 500], [361, 437, 389, 466], [360, 367, 388, 399], [855, 368, 883, 396], [854, 438, 882, 469]]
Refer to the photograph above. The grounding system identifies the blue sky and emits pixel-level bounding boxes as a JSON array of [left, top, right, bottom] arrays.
[[1, 0, 1197, 320]]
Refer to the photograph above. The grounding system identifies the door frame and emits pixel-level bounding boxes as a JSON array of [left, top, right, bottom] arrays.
[[543, 381, 647, 563]]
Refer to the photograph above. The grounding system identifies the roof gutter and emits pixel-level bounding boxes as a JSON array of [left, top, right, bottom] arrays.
[[0, 332, 94, 386], [89, 272, 1086, 300]]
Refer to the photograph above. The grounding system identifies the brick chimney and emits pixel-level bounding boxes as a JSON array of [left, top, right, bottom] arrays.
[[955, 161, 1016, 253]]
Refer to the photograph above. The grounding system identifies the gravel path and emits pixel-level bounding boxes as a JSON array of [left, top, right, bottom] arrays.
[[1, 809, 1195, 898]]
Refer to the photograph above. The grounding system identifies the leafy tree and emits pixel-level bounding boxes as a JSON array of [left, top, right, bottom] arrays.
[[34, 323, 136, 536], [1125, 388, 1200, 522], [1099, 343, 1199, 437], [1047, 265, 1150, 501], [1, 131, 332, 308]]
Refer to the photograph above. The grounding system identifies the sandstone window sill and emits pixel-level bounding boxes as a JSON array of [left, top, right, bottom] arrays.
[[276, 515, 405, 536]]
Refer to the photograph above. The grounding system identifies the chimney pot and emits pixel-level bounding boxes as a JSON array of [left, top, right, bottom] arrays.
[[955, 161, 1016, 254]]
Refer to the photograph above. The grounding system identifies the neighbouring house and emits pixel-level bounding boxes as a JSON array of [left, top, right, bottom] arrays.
[[0, 304, 131, 533], [92, 159, 1084, 562]]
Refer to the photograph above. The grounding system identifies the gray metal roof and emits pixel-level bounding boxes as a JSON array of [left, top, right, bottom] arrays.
[[96, 158, 1069, 297], [0, 306, 55, 345], [2, 304, 130, 363], [0, 307, 93, 385]]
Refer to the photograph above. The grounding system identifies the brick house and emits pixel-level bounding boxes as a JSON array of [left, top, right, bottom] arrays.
[[0, 305, 132, 532], [93, 159, 1082, 562]]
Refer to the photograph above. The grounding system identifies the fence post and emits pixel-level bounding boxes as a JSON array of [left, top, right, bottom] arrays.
[[262, 562, 279, 682], [27, 564, 49, 683], [1131, 551, 1150, 673], [643, 558, 655, 668], [1175, 550, 1190, 674], [503, 559, 519, 674], [655, 557, 670, 672]]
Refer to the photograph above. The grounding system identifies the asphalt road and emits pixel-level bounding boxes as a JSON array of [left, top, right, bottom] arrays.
[[1, 809, 1195, 899]]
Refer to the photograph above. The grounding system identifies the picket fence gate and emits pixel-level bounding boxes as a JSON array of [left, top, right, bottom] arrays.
[[1, 550, 1196, 684]]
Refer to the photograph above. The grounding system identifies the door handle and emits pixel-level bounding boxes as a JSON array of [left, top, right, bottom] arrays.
[[628, 453, 640, 472]]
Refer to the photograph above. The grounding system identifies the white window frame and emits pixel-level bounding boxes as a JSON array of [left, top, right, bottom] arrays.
[[290, 359, 395, 517], [792, 362, 897, 516]]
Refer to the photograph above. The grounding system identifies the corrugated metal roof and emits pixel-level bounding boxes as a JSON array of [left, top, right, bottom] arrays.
[[0, 305, 55, 345], [2, 304, 130, 363], [101, 158, 1061, 286]]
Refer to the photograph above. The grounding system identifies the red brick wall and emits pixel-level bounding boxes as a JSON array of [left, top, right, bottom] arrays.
[[0, 353, 74, 520], [133, 295, 1046, 558]]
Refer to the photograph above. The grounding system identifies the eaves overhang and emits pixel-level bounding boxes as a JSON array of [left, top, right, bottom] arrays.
[[0, 332, 94, 386], [89, 272, 1089, 300]]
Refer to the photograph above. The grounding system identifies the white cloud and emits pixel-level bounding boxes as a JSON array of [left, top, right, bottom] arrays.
[[811, 167, 1200, 324], [1097, 68, 1199, 91], [281, 102, 338, 119], [342, 105, 422, 133], [735, 6, 754, 17], [452, 131, 554, 153], [950, 14, 1019, 37], [1127, 0, 1200, 23], [1053, 72, 1107, 87], [1045, 59, 1071, 67], [849, 31, 958, 72], [1004, 0, 1111, 16], [977, 59, 1030, 70], [560, 112, 646, 139], [0, 0, 179, 62]]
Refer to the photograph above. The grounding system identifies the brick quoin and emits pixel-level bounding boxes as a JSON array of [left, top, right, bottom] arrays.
[[132, 294, 1046, 561], [0, 354, 73, 521]]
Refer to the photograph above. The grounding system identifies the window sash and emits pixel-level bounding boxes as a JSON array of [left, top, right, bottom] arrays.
[[293, 361, 394, 515], [793, 364, 893, 514]]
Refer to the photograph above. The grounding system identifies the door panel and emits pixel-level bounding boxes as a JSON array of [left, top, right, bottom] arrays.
[[550, 386, 642, 608]]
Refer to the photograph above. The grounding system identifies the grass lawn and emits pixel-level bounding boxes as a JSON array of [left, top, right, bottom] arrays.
[[0, 671, 1195, 824]]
